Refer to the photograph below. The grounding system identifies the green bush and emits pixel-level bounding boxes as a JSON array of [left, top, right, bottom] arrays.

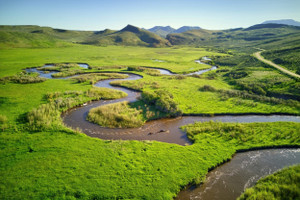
[[141, 90, 182, 117], [87, 101, 144, 128], [72, 73, 128, 84], [0, 115, 8, 131], [0, 72, 46, 84], [27, 88, 127, 131]]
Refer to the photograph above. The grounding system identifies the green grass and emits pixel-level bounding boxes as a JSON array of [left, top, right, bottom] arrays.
[[0, 45, 227, 77], [238, 165, 300, 200], [1, 121, 299, 199], [0, 42, 299, 199], [112, 73, 299, 115], [262, 47, 300, 74]]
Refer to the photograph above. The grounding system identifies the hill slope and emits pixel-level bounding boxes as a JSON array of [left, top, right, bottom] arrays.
[[0, 25, 171, 48], [147, 26, 175, 38], [166, 24, 300, 51], [83, 25, 171, 47], [0, 25, 93, 48], [147, 26, 201, 37]]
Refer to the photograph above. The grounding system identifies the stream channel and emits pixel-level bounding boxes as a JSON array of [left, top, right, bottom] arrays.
[[28, 63, 300, 200]]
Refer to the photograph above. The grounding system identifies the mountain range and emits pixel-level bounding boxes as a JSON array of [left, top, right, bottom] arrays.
[[147, 26, 201, 37], [0, 19, 299, 49]]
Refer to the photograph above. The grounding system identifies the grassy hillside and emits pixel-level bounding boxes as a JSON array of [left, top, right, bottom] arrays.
[[0, 25, 94, 48], [167, 24, 300, 53], [83, 25, 171, 47], [262, 46, 300, 74]]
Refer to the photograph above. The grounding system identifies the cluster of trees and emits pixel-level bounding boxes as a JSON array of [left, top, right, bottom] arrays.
[[141, 90, 182, 117]]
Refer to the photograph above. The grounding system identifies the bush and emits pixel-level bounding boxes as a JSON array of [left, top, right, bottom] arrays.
[[27, 88, 127, 131], [87, 101, 144, 128], [72, 73, 128, 84], [127, 66, 160, 76], [141, 90, 182, 117], [224, 70, 249, 79], [0, 115, 8, 131], [0, 72, 46, 84]]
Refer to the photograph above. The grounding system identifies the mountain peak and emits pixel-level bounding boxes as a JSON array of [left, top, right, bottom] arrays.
[[120, 24, 140, 33], [173, 26, 201, 33]]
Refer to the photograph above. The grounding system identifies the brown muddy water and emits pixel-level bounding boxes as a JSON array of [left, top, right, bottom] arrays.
[[175, 148, 300, 200]]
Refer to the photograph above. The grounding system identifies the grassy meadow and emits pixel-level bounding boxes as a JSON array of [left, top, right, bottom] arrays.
[[0, 45, 225, 77], [0, 41, 300, 200]]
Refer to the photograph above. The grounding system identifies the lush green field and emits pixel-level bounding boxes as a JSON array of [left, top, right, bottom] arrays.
[[0, 45, 225, 77], [1, 42, 299, 199], [1, 119, 299, 199], [113, 72, 299, 116], [238, 165, 300, 200]]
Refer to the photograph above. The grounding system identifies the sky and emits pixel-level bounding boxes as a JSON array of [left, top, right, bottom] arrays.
[[0, 0, 300, 31]]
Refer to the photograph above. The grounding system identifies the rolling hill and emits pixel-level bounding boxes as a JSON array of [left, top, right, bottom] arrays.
[[147, 26, 201, 37], [147, 26, 175, 37], [1, 23, 300, 50], [0, 25, 171, 48], [83, 25, 171, 47], [166, 24, 300, 52], [0, 25, 93, 48]]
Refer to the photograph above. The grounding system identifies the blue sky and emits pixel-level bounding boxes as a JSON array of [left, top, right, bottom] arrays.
[[0, 0, 299, 30]]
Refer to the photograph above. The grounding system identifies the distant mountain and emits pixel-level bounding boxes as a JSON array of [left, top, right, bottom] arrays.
[[147, 26, 201, 37], [262, 19, 300, 27], [83, 24, 171, 47], [172, 26, 201, 33], [0, 25, 171, 48], [166, 24, 300, 50], [147, 26, 175, 38]]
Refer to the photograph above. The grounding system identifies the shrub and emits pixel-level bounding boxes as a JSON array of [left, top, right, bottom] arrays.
[[87, 101, 144, 128], [141, 90, 182, 117], [72, 73, 128, 84], [0, 72, 46, 84], [0, 115, 8, 131], [27, 88, 127, 131]]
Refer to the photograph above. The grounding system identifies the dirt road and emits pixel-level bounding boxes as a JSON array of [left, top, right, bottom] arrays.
[[253, 51, 300, 79]]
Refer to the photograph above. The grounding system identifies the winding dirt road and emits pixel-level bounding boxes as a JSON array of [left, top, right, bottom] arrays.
[[253, 51, 300, 79]]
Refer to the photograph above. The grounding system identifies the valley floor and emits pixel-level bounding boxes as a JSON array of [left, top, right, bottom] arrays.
[[0, 45, 299, 200]]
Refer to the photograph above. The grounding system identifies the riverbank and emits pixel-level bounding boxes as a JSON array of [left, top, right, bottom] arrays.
[[238, 164, 300, 200]]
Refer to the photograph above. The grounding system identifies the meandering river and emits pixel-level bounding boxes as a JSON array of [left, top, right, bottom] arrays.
[[29, 63, 300, 200]]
